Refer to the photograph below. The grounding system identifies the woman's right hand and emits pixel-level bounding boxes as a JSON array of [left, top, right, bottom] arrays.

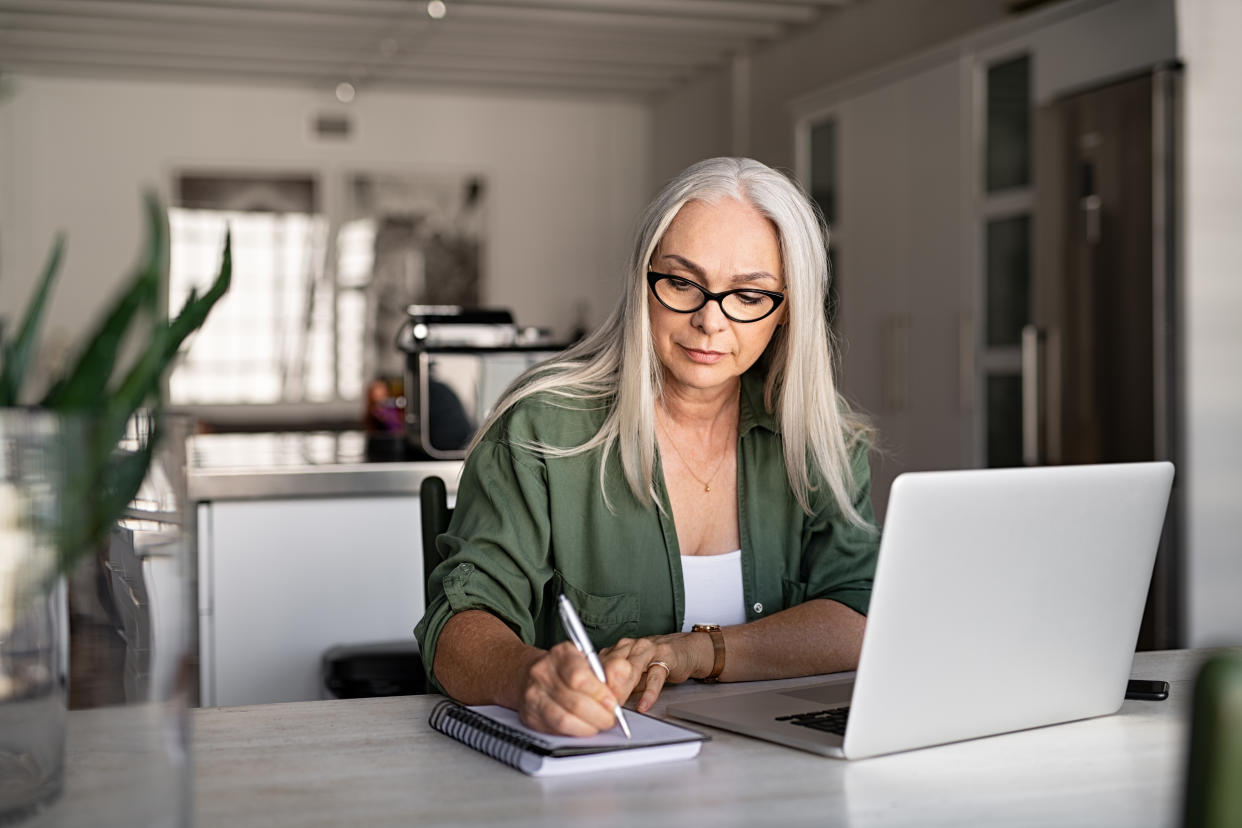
[[515, 641, 636, 736]]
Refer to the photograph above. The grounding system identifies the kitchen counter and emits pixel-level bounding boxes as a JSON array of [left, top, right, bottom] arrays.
[[188, 430, 462, 706], [46, 649, 1211, 828], [187, 431, 463, 501]]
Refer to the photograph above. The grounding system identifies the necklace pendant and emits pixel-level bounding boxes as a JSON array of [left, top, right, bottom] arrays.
[[704, 484, 711, 493]]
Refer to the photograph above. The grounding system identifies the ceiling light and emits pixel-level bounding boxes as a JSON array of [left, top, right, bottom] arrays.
[[427, 1, 446, 20], [335, 82, 356, 103]]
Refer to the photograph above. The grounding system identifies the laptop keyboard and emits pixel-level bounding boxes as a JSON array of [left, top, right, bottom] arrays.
[[776, 706, 850, 735]]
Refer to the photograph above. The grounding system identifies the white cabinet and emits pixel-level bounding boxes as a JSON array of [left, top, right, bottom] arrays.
[[198, 496, 424, 707], [826, 58, 973, 518]]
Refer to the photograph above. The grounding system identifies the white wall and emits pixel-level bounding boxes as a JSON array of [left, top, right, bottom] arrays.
[[0, 75, 651, 378], [1177, 0, 1242, 647]]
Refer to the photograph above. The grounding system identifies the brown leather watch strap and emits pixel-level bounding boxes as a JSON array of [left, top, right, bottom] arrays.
[[692, 624, 726, 683]]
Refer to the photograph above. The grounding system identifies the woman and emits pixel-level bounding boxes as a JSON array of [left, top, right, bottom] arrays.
[[414, 157, 878, 736]]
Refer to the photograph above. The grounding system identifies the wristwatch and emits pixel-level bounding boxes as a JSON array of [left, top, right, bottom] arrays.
[[692, 623, 726, 683]]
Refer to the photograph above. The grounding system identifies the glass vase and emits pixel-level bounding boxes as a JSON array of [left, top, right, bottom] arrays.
[[0, 410, 70, 822], [0, 410, 195, 826]]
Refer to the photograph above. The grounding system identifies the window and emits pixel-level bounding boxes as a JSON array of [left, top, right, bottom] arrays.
[[978, 54, 1033, 467], [169, 206, 331, 404], [986, 56, 1031, 192], [167, 171, 486, 418], [985, 214, 1031, 348], [808, 118, 841, 331]]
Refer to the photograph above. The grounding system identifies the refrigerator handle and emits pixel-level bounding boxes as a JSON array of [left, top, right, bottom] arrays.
[[1022, 324, 1046, 466]]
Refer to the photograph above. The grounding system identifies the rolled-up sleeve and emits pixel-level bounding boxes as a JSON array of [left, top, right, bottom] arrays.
[[800, 441, 880, 616], [413, 434, 553, 693]]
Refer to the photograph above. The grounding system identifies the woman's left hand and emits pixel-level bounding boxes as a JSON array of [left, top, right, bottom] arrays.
[[600, 633, 708, 713]]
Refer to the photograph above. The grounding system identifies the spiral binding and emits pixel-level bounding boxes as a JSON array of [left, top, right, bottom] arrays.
[[430, 700, 545, 772]]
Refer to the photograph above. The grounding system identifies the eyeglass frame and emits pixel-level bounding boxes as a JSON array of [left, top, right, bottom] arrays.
[[645, 271, 786, 324]]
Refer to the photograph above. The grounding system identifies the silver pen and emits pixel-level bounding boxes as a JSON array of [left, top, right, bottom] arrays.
[[556, 593, 633, 739]]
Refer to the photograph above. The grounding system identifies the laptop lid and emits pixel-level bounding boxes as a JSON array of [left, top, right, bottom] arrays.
[[667, 462, 1175, 760]]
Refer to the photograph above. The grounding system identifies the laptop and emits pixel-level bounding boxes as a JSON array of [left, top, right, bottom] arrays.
[[666, 462, 1175, 760]]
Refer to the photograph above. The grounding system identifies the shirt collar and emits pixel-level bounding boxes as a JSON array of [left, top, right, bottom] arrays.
[[739, 368, 779, 436]]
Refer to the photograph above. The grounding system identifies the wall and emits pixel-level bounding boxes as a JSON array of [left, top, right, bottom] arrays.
[[1177, 0, 1242, 647], [748, 0, 1013, 172], [649, 68, 732, 189], [0, 77, 11, 342], [0, 75, 651, 382], [651, 0, 1013, 180]]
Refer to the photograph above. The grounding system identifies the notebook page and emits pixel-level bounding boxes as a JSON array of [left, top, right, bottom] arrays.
[[467, 704, 704, 753]]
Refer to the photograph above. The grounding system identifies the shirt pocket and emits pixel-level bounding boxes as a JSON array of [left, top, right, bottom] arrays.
[[554, 571, 640, 650], [781, 576, 808, 609]]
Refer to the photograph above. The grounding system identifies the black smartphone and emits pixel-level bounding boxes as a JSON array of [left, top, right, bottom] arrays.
[[1125, 679, 1169, 701]]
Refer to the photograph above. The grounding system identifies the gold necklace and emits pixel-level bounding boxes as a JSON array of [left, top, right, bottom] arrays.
[[657, 415, 729, 493]]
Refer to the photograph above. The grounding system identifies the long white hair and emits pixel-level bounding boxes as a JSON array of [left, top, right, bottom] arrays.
[[470, 157, 872, 528]]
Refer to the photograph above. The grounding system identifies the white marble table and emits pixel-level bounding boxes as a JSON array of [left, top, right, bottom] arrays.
[[172, 649, 1208, 828]]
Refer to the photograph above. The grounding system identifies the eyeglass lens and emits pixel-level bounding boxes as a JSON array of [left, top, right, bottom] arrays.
[[651, 275, 778, 322]]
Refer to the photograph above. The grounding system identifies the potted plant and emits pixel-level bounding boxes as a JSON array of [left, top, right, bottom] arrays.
[[0, 195, 230, 821]]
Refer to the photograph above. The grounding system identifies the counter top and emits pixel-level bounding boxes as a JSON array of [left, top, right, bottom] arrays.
[[198, 649, 1204, 827], [188, 431, 462, 501], [50, 649, 1210, 828]]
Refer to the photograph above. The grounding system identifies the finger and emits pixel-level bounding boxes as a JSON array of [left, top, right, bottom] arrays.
[[608, 639, 661, 683], [519, 690, 605, 737], [599, 637, 637, 660], [526, 645, 618, 734], [602, 653, 636, 703], [549, 645, 625, 729], [636, 661, 671, 713]]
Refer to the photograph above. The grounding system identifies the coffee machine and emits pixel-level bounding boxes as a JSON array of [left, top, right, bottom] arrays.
[[396, 306, 563, 460]]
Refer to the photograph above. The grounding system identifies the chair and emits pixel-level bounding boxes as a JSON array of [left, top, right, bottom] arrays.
[[419, 475, 453, 587], [321, 475, 452, 698]]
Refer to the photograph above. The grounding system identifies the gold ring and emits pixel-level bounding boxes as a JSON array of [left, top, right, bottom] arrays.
[[647, 660, 671, 677]]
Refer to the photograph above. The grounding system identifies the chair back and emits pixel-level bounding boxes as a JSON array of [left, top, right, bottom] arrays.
[[419, 475, 453, 589]]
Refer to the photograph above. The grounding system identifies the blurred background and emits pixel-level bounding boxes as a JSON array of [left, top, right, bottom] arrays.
[[1, 0, 1238, 710]]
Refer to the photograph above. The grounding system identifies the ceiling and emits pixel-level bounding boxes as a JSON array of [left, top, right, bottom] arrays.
[[0, 0, 857, 99]]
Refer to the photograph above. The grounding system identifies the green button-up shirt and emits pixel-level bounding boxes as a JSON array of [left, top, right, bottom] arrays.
[[414, 371, 879, 693]]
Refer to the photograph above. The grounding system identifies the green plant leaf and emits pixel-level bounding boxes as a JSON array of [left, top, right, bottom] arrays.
[[164, 229, 231, 360], [53, 415, 161, 580], [97, 324, 172, 451], [0, 234, 65, 405], [9, 193, 230, 580], [41, 194, 165, 409]]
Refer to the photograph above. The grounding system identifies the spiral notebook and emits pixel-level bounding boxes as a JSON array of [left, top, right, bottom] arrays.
[[429, 700, 709, 776]]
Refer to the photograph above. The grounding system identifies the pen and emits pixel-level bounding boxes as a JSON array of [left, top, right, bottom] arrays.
[[556, 593, 633, 739]]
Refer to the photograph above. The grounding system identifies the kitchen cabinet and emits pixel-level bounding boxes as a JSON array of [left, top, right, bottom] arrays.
[[188, 431, 460, 707], [197, 495, 428, 707], [807, 57, 973, 518]]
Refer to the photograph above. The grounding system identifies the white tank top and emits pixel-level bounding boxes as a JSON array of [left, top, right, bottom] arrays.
[[680, 549, 747, 632]]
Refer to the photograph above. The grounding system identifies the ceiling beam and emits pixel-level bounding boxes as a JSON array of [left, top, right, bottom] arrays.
[[0, 30, 691, 81], [0, 44, 671, 92], [0, 23, 726, 67], [449, 0, 819, 24], [0, 0, 857, 98]]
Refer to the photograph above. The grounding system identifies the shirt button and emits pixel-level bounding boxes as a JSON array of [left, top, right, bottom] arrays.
[[753, 602, 763, 614]]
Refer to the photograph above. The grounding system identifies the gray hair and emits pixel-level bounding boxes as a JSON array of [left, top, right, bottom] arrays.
[[471, 157, 872, 528]]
